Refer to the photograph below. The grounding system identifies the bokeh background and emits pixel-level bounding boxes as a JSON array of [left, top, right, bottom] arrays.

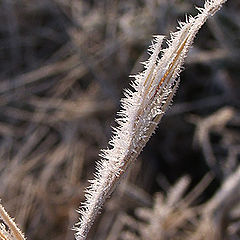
[[0, 0, 240, 239]]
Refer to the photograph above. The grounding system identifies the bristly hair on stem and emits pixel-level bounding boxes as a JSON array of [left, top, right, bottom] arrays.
[[74, 0, 228, 239], [0, 202, 26, 240]]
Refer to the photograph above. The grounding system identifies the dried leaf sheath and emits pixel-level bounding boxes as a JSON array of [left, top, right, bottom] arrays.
[[74, 1, 228, 239]]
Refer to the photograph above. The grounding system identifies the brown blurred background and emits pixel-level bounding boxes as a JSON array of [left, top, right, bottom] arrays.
[[0, 0, 240, 239]]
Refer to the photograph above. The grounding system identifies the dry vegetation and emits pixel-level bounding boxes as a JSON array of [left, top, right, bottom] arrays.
[[0, 0, 240, 240]]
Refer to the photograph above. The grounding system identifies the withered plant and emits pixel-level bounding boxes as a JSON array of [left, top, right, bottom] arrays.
[[73, 0, 229, 239]]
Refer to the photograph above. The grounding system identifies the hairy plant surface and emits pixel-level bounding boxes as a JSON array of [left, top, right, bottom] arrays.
[[0, 204, 25, 240], [0, 0, 239, 240], [74, 1, 229, 239]]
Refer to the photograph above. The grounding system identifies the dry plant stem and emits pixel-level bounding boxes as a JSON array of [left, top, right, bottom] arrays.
[[0, 203, 25, 240], [191, 165, 240, 240], [206, 165, 240, 227], [74, 1, 228, 239]]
